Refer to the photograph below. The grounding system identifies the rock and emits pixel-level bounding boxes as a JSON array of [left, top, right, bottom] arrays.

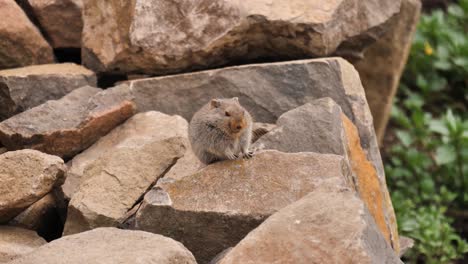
[[399, 236, 415, 257], [63, 113, 188, 235], [8, 227, 197, 264], [9, 193, 62, 241], [0, 226, 46, 263], [0, 0, 54, 69], [0, 147, 5, 155], [0, 86, 135, 159], [82, 0, 401, 74], [27, 0, 83, 48], [0, 150, 65, 223], [160, 146, 204, 183], [354, 0, 421, 142], [218, 187, 402, 264], [253, 98, 399, 252], [63, 111, 189, 200], [111, 57, 384, 182], [251, 122, 276, 143], [135, 150, 351, 263], [0, 63, 97, 120]]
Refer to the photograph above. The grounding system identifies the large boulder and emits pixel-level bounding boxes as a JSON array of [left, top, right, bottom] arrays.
[[0, 63, 96, 120], [109, 57, 384, 183], [253, 98, 399, 252], [0, 150, 65, 223], [354, 0, 421, 142], [0, 86, 135, 159], [0, 0, 54, 69], [63, 112, 189, 235], [8, 228, 197, 264], [0, 226, 46, 263], [26, 0, 83, 48], [82, 0, 401, 74], [218, 187, 402, 264], [135, 150, 351, 263]]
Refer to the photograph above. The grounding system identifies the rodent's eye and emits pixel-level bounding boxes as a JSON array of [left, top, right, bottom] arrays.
[[225, 111, 230, 117]]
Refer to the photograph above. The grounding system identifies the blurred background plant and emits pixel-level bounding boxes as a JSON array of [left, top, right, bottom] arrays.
[[384, 0, 468, 263]]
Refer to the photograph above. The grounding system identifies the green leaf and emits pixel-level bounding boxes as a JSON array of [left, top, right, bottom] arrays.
[[396, 130, 413, 147], [435, 145, 456, 165], [429, 120, 449, 135], [434, 60, 452, 70]]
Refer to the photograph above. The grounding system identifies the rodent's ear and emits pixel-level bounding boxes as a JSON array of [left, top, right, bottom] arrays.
[[232, 97, 239, 102], [210, 99, 221, 109]]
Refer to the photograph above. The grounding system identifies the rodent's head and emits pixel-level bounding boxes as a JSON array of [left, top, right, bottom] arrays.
[[210, 97, 248, 136]]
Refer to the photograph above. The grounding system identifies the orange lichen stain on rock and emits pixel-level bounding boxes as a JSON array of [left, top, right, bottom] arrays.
[[341, 114, 399, 253]]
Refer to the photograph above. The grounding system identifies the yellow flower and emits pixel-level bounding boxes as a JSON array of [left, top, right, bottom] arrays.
[[424, 42, 433, 56]]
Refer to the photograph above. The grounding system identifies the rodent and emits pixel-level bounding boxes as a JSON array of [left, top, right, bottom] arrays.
[[189, 97, 253, 164]]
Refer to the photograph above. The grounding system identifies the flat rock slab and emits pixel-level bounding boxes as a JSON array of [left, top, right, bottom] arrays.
[[27, 0, 83, 48], [219, 187, 402, 264], [0, 226, 46, 263], [82, 0, 400, 74], [0, 63, 96, 120], [0, 0, 54, 69], [63, 112, 189, 235], [112, 57, 383, 181], [253, 98, 399, 252], [135, 150, 350, 263], [63, 111, 189, 200], [8, 228, 197, 264], [0, 86, 135, 159], [0, 150, 65, 223]]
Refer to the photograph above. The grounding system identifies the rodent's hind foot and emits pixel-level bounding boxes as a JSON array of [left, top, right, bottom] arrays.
[[242, 151, 254, 159]]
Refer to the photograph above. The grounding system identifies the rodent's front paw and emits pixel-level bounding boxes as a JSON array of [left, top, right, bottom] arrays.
[[226, 153, 238, 160], [243, 151, 254, 159]]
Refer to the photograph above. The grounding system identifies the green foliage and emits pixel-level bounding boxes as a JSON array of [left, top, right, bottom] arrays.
[[385, 0, 468, 263]]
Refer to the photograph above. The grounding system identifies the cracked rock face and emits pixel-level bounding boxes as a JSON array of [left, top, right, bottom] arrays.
[[63, 112, 190, 235], [8, 228, 197, 264], [0, 149, 65, 223], [218, 187, 402, 264], [0, 63, 96, 120], [82, 0, 401, 74], [0, 226, 46, 262], [0, 86, 135, 159], [135, 150, 351, 263]]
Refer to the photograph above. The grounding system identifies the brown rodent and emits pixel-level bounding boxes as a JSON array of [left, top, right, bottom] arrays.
[[189, 97, 253, 164]]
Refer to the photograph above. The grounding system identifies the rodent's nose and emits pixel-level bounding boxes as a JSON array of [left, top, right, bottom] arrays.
[[236, 125, 242, 130]]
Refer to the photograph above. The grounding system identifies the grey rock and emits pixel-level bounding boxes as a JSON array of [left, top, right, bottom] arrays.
[[0, 226, 46, 263]]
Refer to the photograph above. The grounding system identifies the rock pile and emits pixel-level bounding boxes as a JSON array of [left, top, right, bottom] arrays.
[[0, 0, 421, 263]]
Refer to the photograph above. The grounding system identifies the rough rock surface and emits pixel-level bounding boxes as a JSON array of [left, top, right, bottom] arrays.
[[9, 193, 62, 241], [82, 0, 401, 74], [0, 0, 54, 69], [0, 150, 65, 223], [135, 150, 350, 263], [27, 0, 83, 48], [111, 57, 384, 182], [8, 228, 197, 264], [218, 187, 402, 264], [0, 63, 97, 120], [0, 86, 135, 159], [63, 111, 189, 200], [63, 112, 189, 234], [253, 98, 399, 252], [355, 0, 421, 142], [0, 226, 46, 263]]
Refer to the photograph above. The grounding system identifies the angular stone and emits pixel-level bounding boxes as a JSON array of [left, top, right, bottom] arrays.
[[135, 150, 350, 263], [0, 0, 54, 69], [253, 98, 399, 252], [0, 63, 97, 120], [63, 111, 189, 200], [112, 57, 384, 181], [27, 0, 83, 48], [82, 0, 400, 74], [354, 0, 421, 142], [0, 86, 135, 159], [9, 193, 62, 241], [219, 187, 402, 264], [63, 131, 188, 235], [0, 150, 65, 223], [0, 226, 46, 263], [8, 228, 196, 264]]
